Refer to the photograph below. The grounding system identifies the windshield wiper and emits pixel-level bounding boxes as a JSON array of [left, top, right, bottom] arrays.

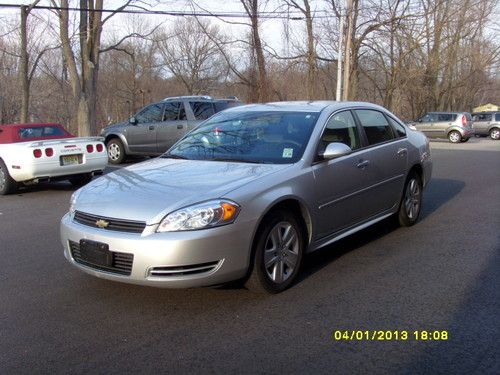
[[161, 153, 190, 160], [209, 157, 263, 164]]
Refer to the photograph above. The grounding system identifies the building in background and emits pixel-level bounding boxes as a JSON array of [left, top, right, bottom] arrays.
[[473, 103, 499, 112]]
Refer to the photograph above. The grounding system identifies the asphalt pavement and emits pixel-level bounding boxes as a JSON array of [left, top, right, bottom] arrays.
[[0, 138, 499, 374]]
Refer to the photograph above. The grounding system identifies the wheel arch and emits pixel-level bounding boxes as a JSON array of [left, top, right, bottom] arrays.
[[104, 133, 130, 153]]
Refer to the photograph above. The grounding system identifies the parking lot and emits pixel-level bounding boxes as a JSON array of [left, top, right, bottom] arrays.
[[1, 138, 499, 374]]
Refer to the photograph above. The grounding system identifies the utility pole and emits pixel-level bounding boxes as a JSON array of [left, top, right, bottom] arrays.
[[20, 5, 29, 123], [343, 0, 353, 101], [335, 10, 344, 101]]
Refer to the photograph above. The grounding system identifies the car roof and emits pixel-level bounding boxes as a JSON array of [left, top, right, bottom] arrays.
[[426, 111, 469, 114], [0, 122, 63, 129], [223, 101, 387, 113]]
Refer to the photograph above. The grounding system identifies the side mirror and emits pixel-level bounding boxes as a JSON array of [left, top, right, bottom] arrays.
[[129, 116, 138, 125], [320, 142, 352, 160]]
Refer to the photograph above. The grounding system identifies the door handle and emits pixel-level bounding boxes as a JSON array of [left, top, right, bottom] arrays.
[[356, 160, 370, 169], [397, 148, 407, 156], [149, 125, 155, 130], [177, 124, 184, 129]]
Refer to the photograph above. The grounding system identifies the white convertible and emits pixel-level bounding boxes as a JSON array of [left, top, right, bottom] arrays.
[[0, 123, 108, 195]]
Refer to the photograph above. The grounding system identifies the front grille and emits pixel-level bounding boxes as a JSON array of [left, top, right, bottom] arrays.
[[74, 211, 146, 233], [148, 261, 220, 278], [69, 240, 133, 276]]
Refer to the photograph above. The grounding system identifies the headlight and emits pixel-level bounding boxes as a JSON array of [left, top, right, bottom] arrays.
[[69, 191, 79, 214], [157, 200, 240, 232]]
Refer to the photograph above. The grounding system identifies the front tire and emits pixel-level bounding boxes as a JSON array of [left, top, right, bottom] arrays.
[[490, 128, 500, 140], [448, 131, 461, 143], [398, 172, 423, 227], [245, 210, 304, 294], [0, 159, 18, 195], [69, 173, 93, 187], [107, 138, 126, 164]]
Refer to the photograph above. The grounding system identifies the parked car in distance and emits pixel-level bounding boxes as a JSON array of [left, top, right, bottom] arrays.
[[471, 112, 500, 140], [101, 95, 242, 164], [0, 123, 107, 195], [62, 101, 432, 294], [412, 111, 474, 143]]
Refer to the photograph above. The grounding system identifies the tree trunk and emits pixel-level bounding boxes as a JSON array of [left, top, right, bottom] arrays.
[[19, 6, 29, 123]]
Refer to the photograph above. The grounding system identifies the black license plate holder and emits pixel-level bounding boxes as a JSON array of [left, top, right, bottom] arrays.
[[79, 239, 112, 267]]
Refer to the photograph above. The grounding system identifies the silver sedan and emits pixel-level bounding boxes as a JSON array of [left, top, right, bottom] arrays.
[[61, 101, 432, 293]]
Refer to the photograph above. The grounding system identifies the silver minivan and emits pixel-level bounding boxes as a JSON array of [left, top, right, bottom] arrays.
[[413, 112, 474, 143], [471, 112, 500, 140]]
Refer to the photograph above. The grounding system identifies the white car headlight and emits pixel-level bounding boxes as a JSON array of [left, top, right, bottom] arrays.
[[157, 200, 240, 232]]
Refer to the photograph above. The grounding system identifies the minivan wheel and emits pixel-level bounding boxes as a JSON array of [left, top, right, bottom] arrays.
[[398, 172, 422, 227], [490, 128, 500, 140], [0, 159, 18, 195], [107, 138, 126, 164], [448, 131, 461, 143], [245, 210, 304, 294]]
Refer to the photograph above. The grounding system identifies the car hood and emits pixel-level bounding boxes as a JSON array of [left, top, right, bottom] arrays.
[[73, 158, 291, 224]]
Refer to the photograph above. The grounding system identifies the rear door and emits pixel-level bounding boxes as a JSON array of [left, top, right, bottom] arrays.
[[472, 113, 492, 135], [127, 103, 164, 154], [436, 113, 455, 137], [155, 101, 187, 153], [352, 109, 408, 217]]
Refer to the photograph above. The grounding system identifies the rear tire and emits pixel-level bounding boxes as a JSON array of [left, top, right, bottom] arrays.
[[448, 131, 461, 143], [245, 210, 305, 294], [398, 171, 423, 227], [107, 138, 126, 164], [69, 173, 93, 187], [0, 159, 18, 195], [490, 128, 500, 140]]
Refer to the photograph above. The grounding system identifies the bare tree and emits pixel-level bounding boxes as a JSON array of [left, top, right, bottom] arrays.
[[157, 18, 228, 95]]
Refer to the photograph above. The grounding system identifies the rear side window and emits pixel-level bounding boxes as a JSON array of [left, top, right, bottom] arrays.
[[437, 113, 454, 122], [214, 101, 242, 112], [191, 102, 215, 120], [387, 116, 406, 137], [355, 109, 395, 145], [321, 111, 361, 151], [19, 126, 66, 139], [163, 102, 183, 121], [136, 103, 164, 123], [496, 114, 500, 121]]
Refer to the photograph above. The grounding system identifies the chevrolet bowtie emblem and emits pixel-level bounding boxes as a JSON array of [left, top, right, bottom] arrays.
[[95, 219, 110, 229]]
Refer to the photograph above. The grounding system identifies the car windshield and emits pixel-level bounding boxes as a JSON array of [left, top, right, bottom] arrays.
[[164, 111, 320, 164]]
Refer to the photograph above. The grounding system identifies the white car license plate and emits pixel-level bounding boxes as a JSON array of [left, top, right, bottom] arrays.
[[61, 154, 81, 166]]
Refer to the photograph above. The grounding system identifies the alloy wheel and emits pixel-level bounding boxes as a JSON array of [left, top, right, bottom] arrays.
[[0, 167, 5, 191], [449, 131, 461, 143], [404, 178, 421, 220], [263, 221, 299, 284], [108, 143, 121, 161], [490, 128, 500, 140]]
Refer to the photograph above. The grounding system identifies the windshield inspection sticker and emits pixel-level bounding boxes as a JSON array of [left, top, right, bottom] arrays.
[[282, 148, 294, 158]]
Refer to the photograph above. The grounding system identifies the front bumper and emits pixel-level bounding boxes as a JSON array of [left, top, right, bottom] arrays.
[[60, 213, 253, 288]]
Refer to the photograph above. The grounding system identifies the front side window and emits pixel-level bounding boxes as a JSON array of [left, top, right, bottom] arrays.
[[355, 109, 395, 145], [473, 113, 492, 121], [165, 111, 319, 164], [420, 113, 437, 122], [135, 103, 164, 124], [320, 111, 361, 152], [191, 102, 215, 120]]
